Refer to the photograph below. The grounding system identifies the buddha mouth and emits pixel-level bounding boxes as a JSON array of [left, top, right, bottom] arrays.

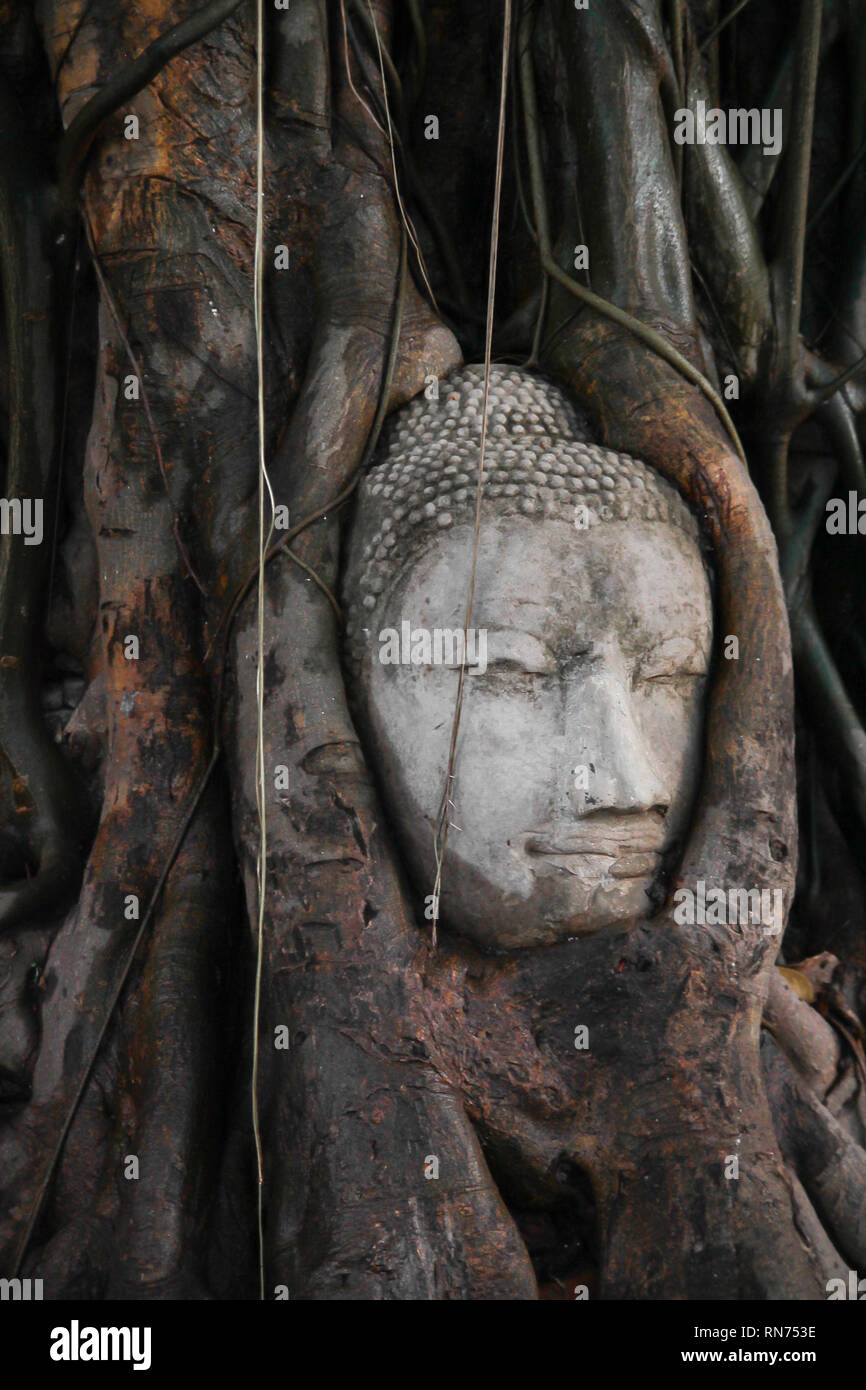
[[523, 821, 666, 879], [524, 819, 666, 858], [526, 849, 661, 880]]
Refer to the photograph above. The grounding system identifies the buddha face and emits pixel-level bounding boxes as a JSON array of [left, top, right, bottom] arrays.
[[353, 514, 713, 950]]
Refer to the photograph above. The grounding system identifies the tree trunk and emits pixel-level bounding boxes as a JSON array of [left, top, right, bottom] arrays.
[[0, 0, 864, 1301]]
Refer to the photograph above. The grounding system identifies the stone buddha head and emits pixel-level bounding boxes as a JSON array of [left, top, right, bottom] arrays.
[[342, 366, 713, 950]]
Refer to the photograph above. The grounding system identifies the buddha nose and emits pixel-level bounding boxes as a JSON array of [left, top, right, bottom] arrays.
[[562, 654, 670, 817]]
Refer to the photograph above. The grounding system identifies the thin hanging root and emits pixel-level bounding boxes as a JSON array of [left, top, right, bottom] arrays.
[[430, 0, 512, 948], [352, 0, 404, 121], [809, 349, 866, 405], [699, 0, 755, 55], [251, 0, 275, 1303], [774, 0, 822, 394], [517, 8, 747, 468], [806, 132, 866, 234], [508, 66, 548, 368], [345, 19, 467, 322], [288, 550, 342, 620], [337, 8, 467, 323], [47, 223, 81, 620], [340, 0, 386, 137], [357, 0, 439, 314], [669, 0, 685, 189]]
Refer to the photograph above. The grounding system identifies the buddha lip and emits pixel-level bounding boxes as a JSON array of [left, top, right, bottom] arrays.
[[608, 852, 661, 878], [525, 826, 666, 856]]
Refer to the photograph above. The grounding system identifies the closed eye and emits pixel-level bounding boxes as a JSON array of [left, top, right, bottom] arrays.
[[462, 630, 557, 676], [634, 667, 707, 686], [471, 658, 553, 677]]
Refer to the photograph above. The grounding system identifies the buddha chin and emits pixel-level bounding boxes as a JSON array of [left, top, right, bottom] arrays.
[[342, 366, 713, 952]]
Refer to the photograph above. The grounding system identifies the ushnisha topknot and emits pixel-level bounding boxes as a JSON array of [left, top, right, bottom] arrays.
[[342, 364, 702, 650]]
